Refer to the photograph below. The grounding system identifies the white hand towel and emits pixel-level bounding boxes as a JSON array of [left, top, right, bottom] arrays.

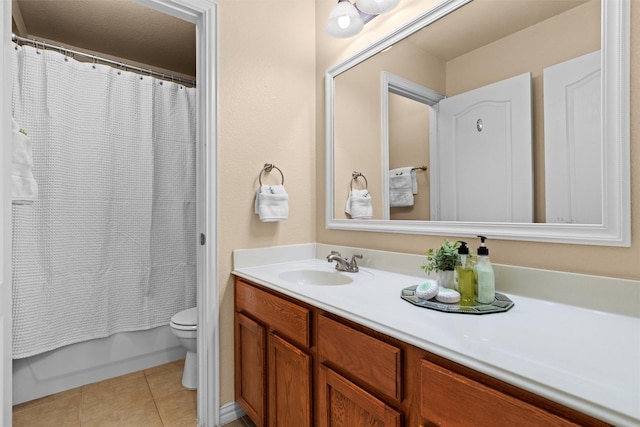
[[345, 189, 372, 219], [389, 167, 415, 207], [11, 118, 38, 205], [254, 184, 289, 222]]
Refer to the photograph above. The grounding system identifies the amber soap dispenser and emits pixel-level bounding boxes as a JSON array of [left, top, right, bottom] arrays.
[[455, 241, 475, 306]]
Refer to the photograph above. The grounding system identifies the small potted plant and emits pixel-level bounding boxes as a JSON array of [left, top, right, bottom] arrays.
[[421, 239, 460, 289]]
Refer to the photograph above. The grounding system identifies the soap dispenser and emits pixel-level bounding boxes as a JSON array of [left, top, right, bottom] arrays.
[[475, 235, 495, 304], [456, 241, 475, 306]]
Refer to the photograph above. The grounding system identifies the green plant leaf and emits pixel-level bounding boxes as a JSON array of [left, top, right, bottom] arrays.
[[421, 239, 461, 274]]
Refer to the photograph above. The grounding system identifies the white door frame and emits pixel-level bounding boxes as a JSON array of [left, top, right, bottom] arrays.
[[381, 71, 444, 220], [0, 1, 219, 425], [1, 1, 13, 425]]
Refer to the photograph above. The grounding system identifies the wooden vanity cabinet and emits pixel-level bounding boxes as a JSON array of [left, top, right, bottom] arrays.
[[234, 279, 313, 427], [234, 277, 610, 427], [317, 314, 404, 427]]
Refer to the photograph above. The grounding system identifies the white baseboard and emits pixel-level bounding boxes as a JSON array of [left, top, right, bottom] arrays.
[[219, 401, 246, 425]]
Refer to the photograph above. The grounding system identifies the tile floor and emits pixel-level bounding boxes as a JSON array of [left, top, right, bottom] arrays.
[[12, 358, 255, 426], [13, 359, 189, 427]]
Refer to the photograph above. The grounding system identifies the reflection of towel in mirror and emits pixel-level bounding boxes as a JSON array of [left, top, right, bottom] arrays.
[[11, 118, 38, 205], [254, 184, 289, 222], [389, 167, 416, 207], [345, 189, 372, 219]]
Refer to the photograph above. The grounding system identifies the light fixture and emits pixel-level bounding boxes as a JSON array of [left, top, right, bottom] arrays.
[[326, 0, 365, 38], [356, 0, 400, 15], [326, 0, 400, 38]]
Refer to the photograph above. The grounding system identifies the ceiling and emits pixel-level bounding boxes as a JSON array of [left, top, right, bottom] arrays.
[[408, 0, 593, 61], [11, 0, 592, 81], [12, 0, 196, 79]]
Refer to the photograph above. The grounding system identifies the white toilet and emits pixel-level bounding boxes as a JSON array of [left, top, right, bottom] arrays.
[[170, 307, 197, 390]]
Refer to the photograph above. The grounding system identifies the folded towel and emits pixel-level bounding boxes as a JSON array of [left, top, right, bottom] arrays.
[[11, 118, 38, 205], [254, 184, 289, 222], [389, 167, 415, 207], [345, 189, 372, 219]]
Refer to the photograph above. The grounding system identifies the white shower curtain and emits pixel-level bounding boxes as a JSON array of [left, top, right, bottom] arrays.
[[10, 43, 197, 359]]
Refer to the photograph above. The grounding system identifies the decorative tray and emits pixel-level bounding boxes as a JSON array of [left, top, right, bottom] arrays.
[[400, 285, 514, 315]]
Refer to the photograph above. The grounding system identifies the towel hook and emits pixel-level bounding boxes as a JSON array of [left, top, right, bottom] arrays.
[[350, 171, 368, 190], [259, 163, 284, 186]]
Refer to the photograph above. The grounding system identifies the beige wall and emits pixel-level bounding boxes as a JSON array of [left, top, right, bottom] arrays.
[[316, 0, 640, 280], [334, 62, 384, 217], [388, 94, 431, 221], [217, 0, 316, 406]]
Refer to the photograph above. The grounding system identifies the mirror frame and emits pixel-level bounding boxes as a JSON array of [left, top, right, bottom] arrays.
[[325, 0, 630, 246]]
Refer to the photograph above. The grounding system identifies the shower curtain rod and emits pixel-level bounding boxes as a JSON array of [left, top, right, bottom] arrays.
[[11, 34, 196, 87]]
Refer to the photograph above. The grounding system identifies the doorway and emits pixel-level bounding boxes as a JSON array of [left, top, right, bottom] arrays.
[[0, 0, 218, 425]]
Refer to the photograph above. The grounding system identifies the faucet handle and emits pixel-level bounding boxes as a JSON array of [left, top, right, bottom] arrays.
[[349, 254, 363, 271]]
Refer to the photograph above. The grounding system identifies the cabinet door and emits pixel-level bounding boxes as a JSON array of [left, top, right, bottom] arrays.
[[318, 365, 402, 427], [268, 333, 312, 427], [235, 312, 266, 427]]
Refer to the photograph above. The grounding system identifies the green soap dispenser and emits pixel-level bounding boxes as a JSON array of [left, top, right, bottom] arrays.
[[456, 241, 475, 306], [475, 235, 495, 304]]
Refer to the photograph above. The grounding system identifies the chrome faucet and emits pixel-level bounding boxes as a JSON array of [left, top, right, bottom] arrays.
[[326, 251, 363, 273]]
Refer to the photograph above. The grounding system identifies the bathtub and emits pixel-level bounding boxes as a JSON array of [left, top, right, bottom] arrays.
[[12, 325, 185, 404]]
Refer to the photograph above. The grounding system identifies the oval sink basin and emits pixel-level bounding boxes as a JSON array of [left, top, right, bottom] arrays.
[[278, 269, 354, 286]]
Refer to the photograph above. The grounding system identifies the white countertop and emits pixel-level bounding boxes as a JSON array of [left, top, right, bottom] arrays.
[[232, 245, 640, 427]]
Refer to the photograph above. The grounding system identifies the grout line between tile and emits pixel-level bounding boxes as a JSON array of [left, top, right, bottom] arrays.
[[144, 368, 166, 427]]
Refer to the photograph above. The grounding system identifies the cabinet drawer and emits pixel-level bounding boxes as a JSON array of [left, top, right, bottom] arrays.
[[236, 279, 311, 347], [420, 359, 578, 426], [317, 315, 402, 401]]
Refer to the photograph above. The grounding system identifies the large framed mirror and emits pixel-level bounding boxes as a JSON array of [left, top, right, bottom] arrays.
[[325, 0, 629, 245]]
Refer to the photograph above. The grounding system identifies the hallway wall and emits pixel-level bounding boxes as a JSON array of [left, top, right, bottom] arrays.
[[216, 0, 317, 406]]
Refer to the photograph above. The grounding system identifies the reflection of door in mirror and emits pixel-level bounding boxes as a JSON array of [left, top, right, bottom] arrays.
[[433, 73, 533, 222], [544, 50, 601, 224]]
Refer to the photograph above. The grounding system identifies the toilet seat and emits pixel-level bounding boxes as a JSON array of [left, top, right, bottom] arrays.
[[170, 307, 197, 331]]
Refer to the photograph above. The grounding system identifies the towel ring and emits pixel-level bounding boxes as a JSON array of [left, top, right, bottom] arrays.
[[259, 163, 284, 186], [350, 171, 368, 190]]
